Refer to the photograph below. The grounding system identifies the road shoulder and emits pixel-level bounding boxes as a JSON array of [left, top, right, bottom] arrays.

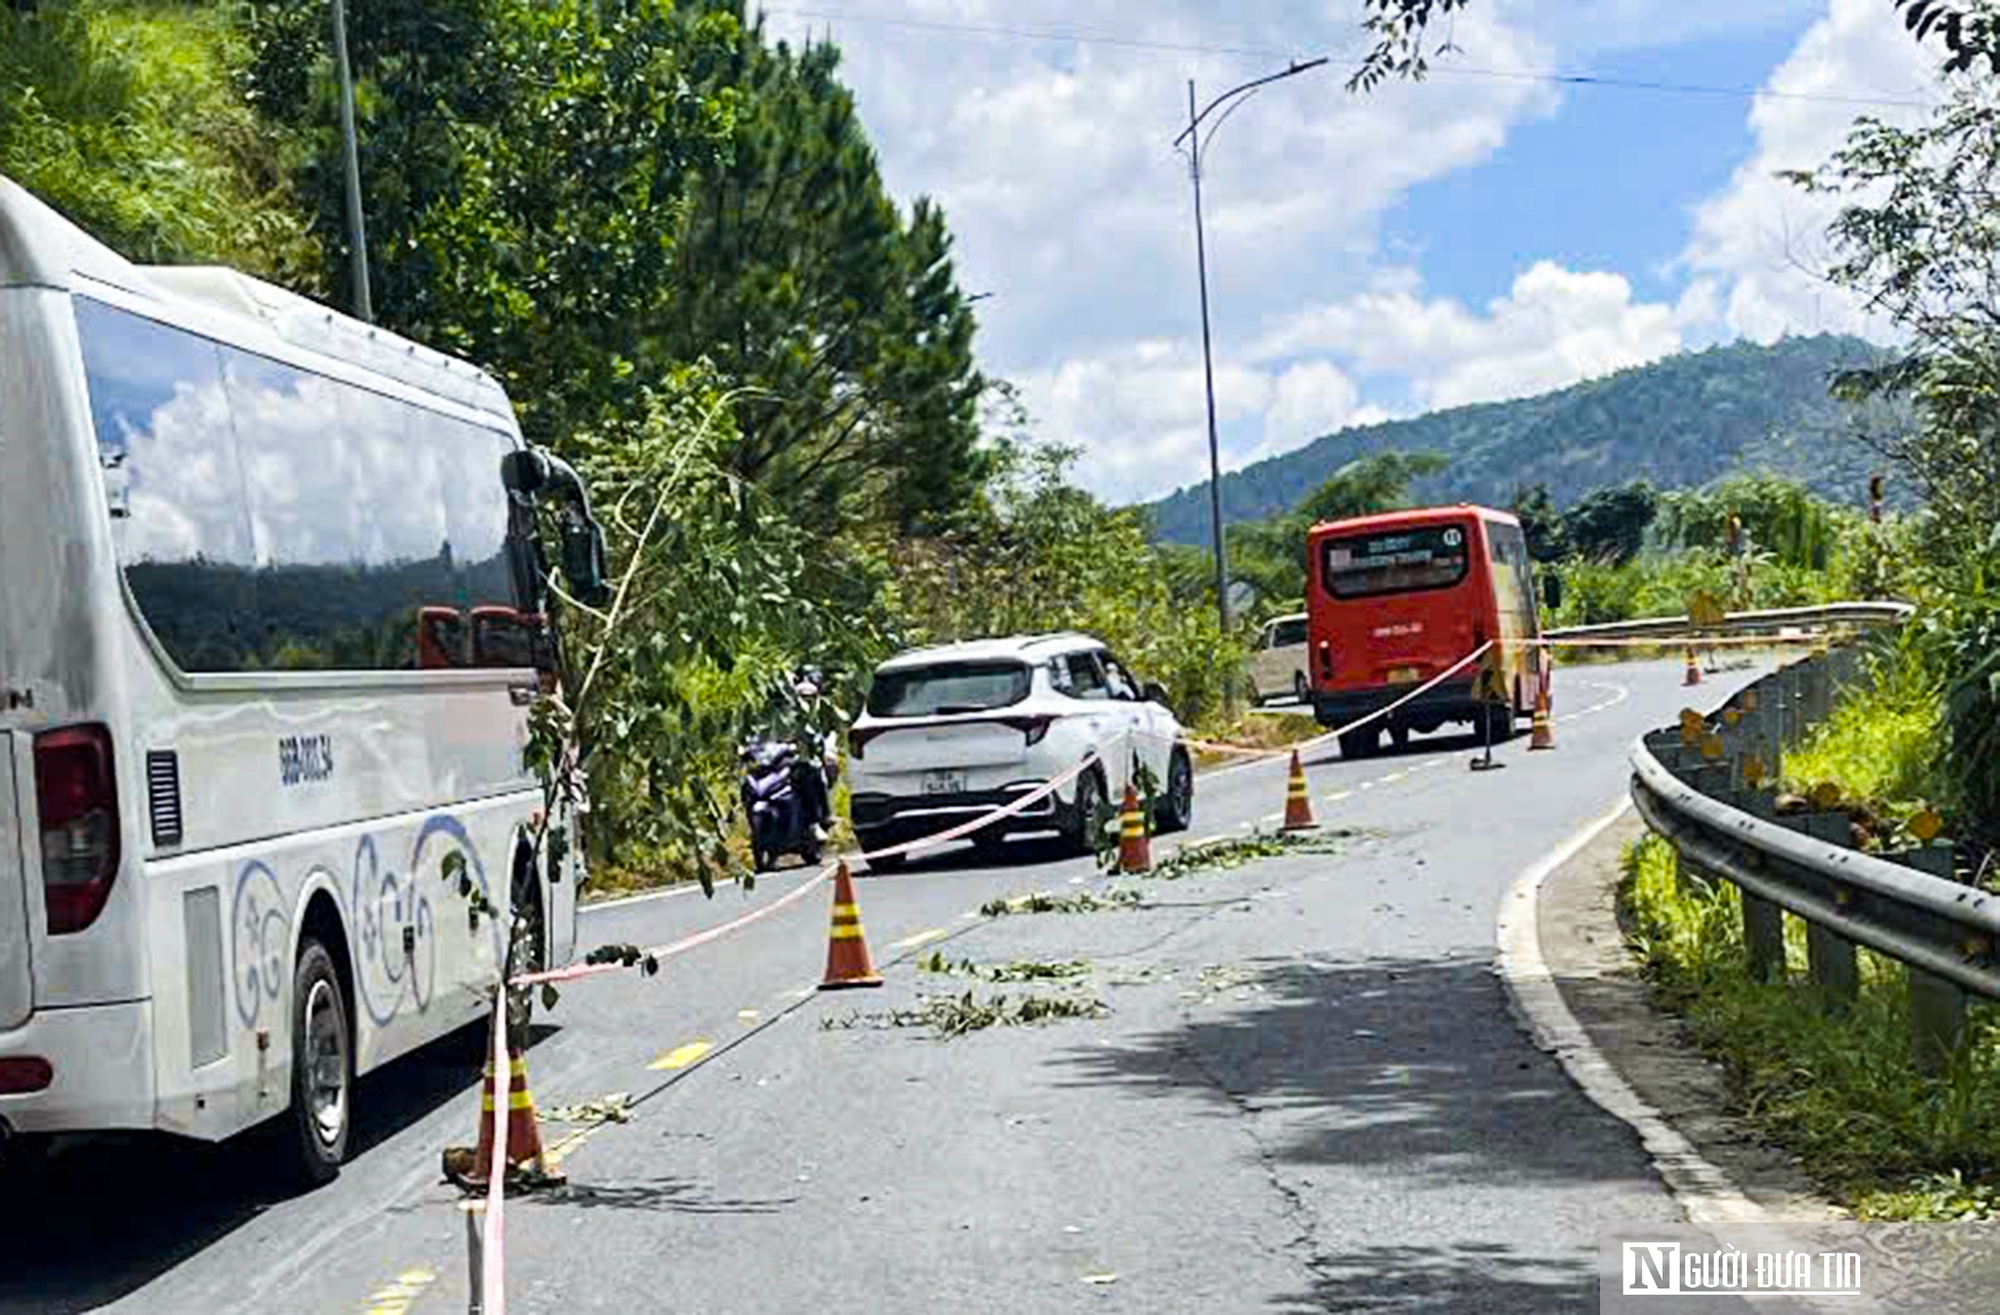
[[1507, 805, 1837, 1222]]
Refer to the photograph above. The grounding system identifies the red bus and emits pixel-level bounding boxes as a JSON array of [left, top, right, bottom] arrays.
[[1304, 505, 1556, 758]]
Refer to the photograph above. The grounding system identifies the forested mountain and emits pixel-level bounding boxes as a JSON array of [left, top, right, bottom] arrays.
[[1145, 334, 1900, 544]]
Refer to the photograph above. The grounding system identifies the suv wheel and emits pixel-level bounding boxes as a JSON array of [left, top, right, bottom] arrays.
[[1062, 768, 1104, 857], [1155, 749, 1194, 833]]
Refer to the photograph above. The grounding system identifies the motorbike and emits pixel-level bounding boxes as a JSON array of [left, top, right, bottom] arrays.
[[739, 736, 829, 872]]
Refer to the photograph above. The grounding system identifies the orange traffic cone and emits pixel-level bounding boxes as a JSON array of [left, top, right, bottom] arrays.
[[471, 1041, 559, 1185], [818, 861, 883, 990], [1528, 687, 1555, 750], [1117, 784, 1151, 873], [1280, 750, 1316, 832], [1683, 646, 1702, 687]]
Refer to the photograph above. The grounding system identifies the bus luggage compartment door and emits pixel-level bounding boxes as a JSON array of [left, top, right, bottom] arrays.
[[0, 734, 30, 1031]]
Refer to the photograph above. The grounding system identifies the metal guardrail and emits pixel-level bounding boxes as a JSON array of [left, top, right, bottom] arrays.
[[1625, 609, 1991, 1073], [1547, 600, 1914, 644]]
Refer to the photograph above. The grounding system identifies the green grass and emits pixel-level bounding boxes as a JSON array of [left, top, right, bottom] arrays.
[[1620, 835, 2000, 1218], [1781, 651, 1945, 831], [1, 2, 320, 285]]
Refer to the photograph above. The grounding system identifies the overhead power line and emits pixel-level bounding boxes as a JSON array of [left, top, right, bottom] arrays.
[[757, 5, 1939, 113]]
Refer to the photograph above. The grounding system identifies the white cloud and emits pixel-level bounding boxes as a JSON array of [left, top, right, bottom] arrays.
[[754, 0, 1949, 506], [1019, 257, 1719, 506], [762, 1, 1563, 367], [1253, 260, 1692, 410], [1679, 0, 1938, 342]]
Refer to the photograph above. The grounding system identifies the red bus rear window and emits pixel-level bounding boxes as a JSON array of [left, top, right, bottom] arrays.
[[1322, 524, 1471, 599]]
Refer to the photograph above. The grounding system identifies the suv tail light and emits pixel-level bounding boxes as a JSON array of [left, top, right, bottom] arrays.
[[1001, 714, 1058, 747], [34, 725, 121, 936]]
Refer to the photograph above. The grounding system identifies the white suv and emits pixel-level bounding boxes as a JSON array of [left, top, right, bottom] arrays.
[[1251, 612, 1310, 704], [845, 633, 1194, 869]]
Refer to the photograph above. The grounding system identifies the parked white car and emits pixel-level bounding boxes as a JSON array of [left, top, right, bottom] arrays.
[[1251, 612, 1311, 704], [845, 633, 1193, 868]]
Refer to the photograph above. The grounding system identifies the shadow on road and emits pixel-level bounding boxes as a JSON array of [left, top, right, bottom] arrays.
[[0, 1019, 556, 1315], [529, 1176, 799, 1216], [1057, 954, 1653, 1311], [854, 831, 1080, 878], [1301, 725, 1505, 770], [1274, 1241, 1598, 1313]]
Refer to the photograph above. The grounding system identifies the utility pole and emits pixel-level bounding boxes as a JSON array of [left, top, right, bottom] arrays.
[[1186, 79, 1227, 637], [331, 0, 372, 323], [1174, 58, 1327, 643]]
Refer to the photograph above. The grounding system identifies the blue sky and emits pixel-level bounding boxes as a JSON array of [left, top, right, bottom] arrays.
[[760, 1, 1939, 504]]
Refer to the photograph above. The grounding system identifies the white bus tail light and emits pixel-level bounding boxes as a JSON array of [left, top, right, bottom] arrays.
[[34, 725, 121, 936]]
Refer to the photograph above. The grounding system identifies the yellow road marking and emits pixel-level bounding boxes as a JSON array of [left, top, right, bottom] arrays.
[[891, 927, 949, 950], [362, 1267, 436, 1314], [648, 1040, 713, 1071], [1379, 772, 1407, 784], [543, 1123, 604, 1171], [1324, 790, 1353, 803], [738, 1008, 760, 1023], [1359, 781, 1375, 790]]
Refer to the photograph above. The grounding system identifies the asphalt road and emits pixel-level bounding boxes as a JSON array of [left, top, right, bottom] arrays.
[[4, 660, 1748, 1315]]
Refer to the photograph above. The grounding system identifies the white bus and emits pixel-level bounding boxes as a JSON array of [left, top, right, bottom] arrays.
[[0, 176, 592, 1182]]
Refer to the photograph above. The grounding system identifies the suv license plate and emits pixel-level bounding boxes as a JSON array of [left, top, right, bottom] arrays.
[[923, 770, 968, 796]]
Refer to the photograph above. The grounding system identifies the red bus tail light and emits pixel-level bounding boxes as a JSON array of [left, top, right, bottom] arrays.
[[34, 725, 121, 936]]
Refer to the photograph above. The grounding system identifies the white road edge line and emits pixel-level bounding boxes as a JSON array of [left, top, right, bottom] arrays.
[[1492, 795, 1771, 1228]]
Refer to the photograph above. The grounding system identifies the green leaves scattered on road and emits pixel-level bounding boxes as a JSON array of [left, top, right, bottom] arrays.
[[1146, 830, 1354, 880], [541, 1094, 632, 1127], [978, 889, 1144, 917], [919, 952, 1091, 983], [822, 989, 1107, 1039]]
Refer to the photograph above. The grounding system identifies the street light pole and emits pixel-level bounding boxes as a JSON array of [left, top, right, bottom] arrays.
[[331, 0, 373, 323], [1187, 79, 1228, 638], [1174, 57, 1327, 641]]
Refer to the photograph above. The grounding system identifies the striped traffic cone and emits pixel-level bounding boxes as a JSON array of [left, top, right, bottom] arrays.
[[818, 862, 883, 990], [1117, 784, 1151, 873], [471, 1042, 559, 1185], [1683, 646, 1702, 687], [1528, 687, 1555, 750], [1280, 750, 1316, 832]]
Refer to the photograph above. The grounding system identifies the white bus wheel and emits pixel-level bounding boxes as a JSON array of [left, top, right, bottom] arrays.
[[289, 939, 351, 1185]]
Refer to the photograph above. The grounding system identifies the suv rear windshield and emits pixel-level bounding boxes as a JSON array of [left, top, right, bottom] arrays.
[[866, 660, 1032, 718], [1322, 523, 1471, 600]]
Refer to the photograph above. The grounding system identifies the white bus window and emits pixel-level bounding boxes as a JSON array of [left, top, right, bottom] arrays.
[[224, 349, 454, 671], [333, 381, 450, 568], [432, 416, 516, 615], [75, 298, 259, 673]]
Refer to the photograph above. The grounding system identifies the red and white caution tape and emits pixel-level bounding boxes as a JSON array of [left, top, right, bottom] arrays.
[[509, 740, 1117, 990], [482, 998, 509, 1315], [1144, 641, 1497, 760]]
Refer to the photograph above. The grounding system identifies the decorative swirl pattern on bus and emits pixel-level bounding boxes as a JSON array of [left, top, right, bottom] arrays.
[[351, 834, 438, 1026], [228, 815, 493, 1030], [232, 861, 288, 1029]]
